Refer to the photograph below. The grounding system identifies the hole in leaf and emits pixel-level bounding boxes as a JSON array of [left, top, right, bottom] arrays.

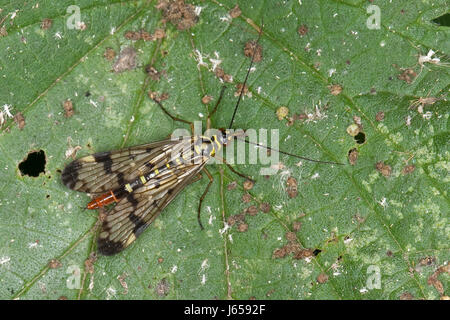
[[313, 249, 322, 256], [432, 13, 450, 27], [19, 150, 46, 177], [354, 132, 366, 144]]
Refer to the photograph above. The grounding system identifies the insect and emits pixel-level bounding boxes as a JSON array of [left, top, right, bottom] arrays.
[[61, 26, 342, 256]]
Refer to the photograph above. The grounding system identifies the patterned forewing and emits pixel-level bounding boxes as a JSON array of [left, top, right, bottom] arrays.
[[61, 138, 188, 194], [97, 159, 207, 255]]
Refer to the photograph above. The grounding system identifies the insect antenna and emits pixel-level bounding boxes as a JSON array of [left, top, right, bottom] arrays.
[[228, 24, 264, 129], [237, 137, 345, 166], [226, 21, 343, 167]]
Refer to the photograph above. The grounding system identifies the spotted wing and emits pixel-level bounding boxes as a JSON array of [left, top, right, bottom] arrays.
[[61, 138, 186, 194], [97, 160, 207, 255]]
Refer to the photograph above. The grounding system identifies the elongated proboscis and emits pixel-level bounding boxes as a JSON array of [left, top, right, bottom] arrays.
[[238, 137, 345, 166]]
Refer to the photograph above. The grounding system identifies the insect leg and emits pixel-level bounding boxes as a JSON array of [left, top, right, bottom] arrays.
[[152, 98, 195, 133], [197, 167, 214, 230], [215, 155, 254, 182], [206, 86, 227, 130]]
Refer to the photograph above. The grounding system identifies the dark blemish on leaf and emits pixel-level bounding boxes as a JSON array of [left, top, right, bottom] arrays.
[[354, 132, 366, 144], [297, 24, 308, 36], [427, 264, 449, 297], [159, 92, 169, 101], [293, 248, 314, 260], [245, 205, 258, 216], [353, 213, 365, 225], [273, 231, 314, 260], [104, 48, 116, 61], [84, 252, 97, 274], [63, 100, 74, 118], [286, 176, 298, 198], [237, 222, 249, 232], [410, 96, 440, 114], [148, 91, 169, 102], [353, 115, 362, 127], [229, 4, 242, 18], [285, 231, 297, 243], [124, 30, 141, 40], [242, 193, 252, 203], [327, 233, 339, 244], [0, 27, 8, 37], [139, 30, 152, 41], [145, 65, 162, 81], [266, 289, 275, 297], [19, 150, 46, 177], [155, 278, 170, 297], [328, 84, 343, 95], [317, 272, 329, 284], [276, 106, 289, 121], [157, 0, 198, 30], [154, 29, 166, 39], [14, 112, 25, 129], [418, 256, 436, 266], [244, 40, 263, 63], [227, 213, 245, 227], [201, 95, 213, 105], [292, 221, 301, 232], [397, 67, 417, 84], [227, 181, 237, 191], [402, 164, 415, 175], [48, 259, 62, 269], [375, 111, 385, 121], [40, 18, 52, 30], [46, 194, 50, 199], [348, 148, 358, 165], [375, 161, 391, 177], [295, 113, 308, 121], [399, 292, 415, 300], [235, 83, 250, 98], [113, 47, 137, 73], [117, 273, 129, 294], [215, 67, 233, 83], [243, 179, 254, 190], [260, 202, 270, 213]]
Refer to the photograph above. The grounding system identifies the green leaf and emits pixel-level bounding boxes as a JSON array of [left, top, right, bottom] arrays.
[[0, 0, 448, 300]]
